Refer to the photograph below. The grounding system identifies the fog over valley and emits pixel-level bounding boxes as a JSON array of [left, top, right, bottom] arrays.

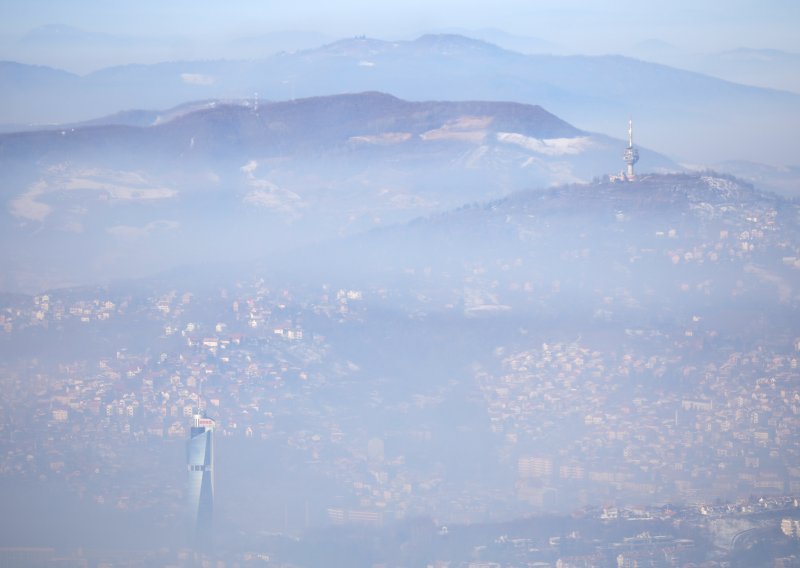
[[1, 2, 800, 567]]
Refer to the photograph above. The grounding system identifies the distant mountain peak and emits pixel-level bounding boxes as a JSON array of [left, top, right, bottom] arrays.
[[316, 36, 393, 56], [412, 33, 503, 54], [314, 34, 504, 59]]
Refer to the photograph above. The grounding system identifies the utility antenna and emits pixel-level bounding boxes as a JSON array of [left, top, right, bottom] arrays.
[[628, 118, 633, 148]]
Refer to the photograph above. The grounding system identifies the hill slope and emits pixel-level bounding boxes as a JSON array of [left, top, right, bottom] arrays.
[[0, 92, 674, 293], [293, 172, 800, 326]]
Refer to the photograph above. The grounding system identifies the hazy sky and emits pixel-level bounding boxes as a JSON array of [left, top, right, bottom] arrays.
[[2, 0, 799, 63]]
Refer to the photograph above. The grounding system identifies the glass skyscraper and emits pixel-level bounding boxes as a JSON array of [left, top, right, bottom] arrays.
[[187, 413, 215, 549]]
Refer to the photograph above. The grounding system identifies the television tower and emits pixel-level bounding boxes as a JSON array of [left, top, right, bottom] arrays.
[[623, 118, 639, 180]]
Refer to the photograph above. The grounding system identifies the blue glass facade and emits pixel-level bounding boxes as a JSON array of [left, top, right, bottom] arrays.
[[187, 414, 214, 548]]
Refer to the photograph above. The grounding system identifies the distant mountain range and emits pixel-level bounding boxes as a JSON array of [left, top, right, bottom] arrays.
[[0, 92, 675, 293], [633, 44, 800, 95], [2, 33, 799, 165]]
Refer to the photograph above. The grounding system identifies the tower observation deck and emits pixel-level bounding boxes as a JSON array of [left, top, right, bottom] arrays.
[[623, 119, 640, 180]]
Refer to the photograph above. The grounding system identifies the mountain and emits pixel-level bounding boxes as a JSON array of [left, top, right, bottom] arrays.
[[8, 24, 194, 76], [699, 48, 800, 94], [8, 25, 333, 75], [0, 61, 82, 127], [295, 172, 799, 321], [2, 34, 799, 164], [632, 45, 800, 96], [0, 92, 675, 293], [430, 27, 560, 54]]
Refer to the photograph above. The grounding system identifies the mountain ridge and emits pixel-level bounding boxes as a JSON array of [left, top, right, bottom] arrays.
[[2, 33, 799, 164], [0, 92, 607, 162]]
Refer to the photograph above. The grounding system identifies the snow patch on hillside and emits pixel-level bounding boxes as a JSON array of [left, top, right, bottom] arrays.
[[241, 160, 303, 214], [421, 116, 493, 143], [10, 167, 177, 222], [497, 133, 593, 156]]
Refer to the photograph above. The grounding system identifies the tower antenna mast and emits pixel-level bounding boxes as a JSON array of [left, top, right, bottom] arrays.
[[628, 118, 633, 148]]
